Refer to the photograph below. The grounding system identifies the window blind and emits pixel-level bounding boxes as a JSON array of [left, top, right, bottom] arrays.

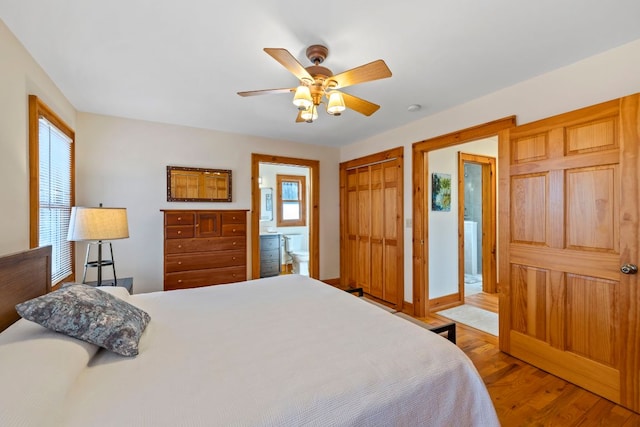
[[38, 117, 73, 285]]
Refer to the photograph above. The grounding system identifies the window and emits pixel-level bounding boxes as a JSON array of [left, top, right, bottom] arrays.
[[276, 174, 306, 227], [29, 95, 75, 286]]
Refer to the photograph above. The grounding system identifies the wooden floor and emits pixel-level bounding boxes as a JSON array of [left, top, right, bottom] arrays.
[[418, 292, 640, 426]]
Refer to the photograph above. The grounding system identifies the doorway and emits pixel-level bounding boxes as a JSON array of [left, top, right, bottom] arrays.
[[411, 116, 515, 317], [458, 152, 497, 299], [250, 154, 320, 279]]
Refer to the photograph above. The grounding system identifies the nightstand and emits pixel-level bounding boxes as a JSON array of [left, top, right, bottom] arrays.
[[85, 277, 133, 294]]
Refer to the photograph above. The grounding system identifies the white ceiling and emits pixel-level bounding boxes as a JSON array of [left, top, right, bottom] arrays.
[[2, 0, 640, 147]]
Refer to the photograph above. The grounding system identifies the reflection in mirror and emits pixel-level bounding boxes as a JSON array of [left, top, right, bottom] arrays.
[[167, 166, 232, 202], [260, 188, 273, 221]]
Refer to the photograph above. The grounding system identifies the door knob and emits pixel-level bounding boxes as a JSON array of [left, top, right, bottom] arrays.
[[621, 264, 638, 275]]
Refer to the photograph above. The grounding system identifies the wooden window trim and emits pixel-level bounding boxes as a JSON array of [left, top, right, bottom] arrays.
[[29, 95, 76, 287], [276, 174, 306, 227]]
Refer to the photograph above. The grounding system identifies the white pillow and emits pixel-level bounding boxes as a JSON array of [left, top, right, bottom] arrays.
[[96, 284, 131, 300], [0, 319, 98, 426]]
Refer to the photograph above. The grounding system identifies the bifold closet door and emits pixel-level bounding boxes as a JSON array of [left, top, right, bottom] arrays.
[[345, 159, 401, 305]]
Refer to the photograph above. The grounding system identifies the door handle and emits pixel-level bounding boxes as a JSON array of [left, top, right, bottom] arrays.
[[621, 264, 638, 275]]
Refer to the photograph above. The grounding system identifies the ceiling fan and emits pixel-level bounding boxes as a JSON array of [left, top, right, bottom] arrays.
[[237, 45, 392, 123]]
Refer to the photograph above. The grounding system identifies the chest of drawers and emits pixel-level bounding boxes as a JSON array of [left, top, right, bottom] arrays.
[[259, 234, 281, 277], [161, 210, 248, 291]]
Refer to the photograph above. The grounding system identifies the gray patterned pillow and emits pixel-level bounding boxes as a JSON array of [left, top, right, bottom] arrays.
[[15, 284, 150, 357]]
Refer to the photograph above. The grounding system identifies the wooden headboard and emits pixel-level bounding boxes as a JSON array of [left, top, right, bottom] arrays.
[[0, 246, 51, 332]]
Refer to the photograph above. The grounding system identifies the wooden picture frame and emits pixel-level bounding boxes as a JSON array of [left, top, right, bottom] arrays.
[[167, 166, 232, 202]]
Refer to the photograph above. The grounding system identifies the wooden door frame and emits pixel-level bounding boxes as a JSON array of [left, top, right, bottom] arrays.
[[411, 116, 515, 317], [458, 152, 497, 298], [339, 146, 404, 309], [251, 154, 320, 279]]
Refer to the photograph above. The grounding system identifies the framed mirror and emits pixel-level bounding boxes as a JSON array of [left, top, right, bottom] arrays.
[[260, 188, 273, 221], [167, 166, 232, 202]]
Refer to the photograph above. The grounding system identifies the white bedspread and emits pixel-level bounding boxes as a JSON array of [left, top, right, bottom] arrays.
[[62, 275, 499, 426]]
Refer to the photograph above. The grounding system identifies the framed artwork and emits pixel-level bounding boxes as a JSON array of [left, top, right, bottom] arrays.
[[432, 173, 451, 211], [260, 187, 273, 221]]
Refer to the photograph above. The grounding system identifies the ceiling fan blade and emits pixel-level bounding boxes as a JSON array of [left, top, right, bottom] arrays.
[[237, 88, 294, 97], [341, 92, 380, 116], [264, 48, 313, 82], [330, 60, 392, 89]]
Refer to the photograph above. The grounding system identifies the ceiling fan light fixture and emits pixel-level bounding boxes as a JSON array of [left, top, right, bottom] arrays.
[[326, 91, 346, 115], [300, 105, 318, 122], [293, 85, 313, 110]]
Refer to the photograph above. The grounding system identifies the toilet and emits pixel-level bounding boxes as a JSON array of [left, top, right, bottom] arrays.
[[283, 234, 309, 276]]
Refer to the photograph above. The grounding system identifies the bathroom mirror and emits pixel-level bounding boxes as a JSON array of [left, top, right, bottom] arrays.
[[167, 166, 232, 202], [260, 187, 273, 221]]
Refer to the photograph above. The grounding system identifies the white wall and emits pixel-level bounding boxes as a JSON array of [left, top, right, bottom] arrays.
[[428, 137, 497, 299], [0, 19, 76, 256], [340, 38, 640, 302], [3, 14, 639, 301], [76, 113, 340, 293]]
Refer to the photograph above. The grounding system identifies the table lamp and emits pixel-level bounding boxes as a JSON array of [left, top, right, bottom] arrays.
[[67, 204, 129, 286]]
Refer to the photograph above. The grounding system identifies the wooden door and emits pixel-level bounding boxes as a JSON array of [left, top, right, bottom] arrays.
[[499, 94, 640, 411], [341, 147, 404, 308], [370, 161, 401, 303]]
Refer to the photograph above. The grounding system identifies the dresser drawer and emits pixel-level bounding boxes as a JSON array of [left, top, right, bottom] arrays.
[[166, 225, 194, 239], [260, 260, 280, 277], [165, 250, 246, 273], [222, 211, 245, 224], [165, 212, 195, 226], [260, 248, 280, 262], [165, 236, 246, 254], [165, 266, 246, 290], [260, 235, 280, 251], [222, 223, 246, 237]]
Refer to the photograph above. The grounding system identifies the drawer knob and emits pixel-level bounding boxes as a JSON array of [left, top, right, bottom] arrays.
[[232, 229, 236, 232], [178, 279, 183, 283], [233, 241, 237, 245], [178, 245, 182, 248], [177, 230, 182, 235], [178, 261, 182, 265], [177, 217, 182, 221], [232, 257, 236, 260]]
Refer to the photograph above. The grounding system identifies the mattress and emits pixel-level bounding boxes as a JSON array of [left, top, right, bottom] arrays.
[[2, 275, 499, 426]]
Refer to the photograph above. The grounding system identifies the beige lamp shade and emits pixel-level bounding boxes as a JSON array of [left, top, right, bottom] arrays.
[[67, 207, 129, 241]]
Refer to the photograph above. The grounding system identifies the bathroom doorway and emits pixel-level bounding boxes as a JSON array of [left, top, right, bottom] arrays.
[[458, 153, 497, 299], [250, 154, 320, 280]]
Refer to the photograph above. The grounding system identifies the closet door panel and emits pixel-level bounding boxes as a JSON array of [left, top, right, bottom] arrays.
[[383, 161, 400, 303], [346, 170, 359, 287], [357, 167, 371, 292], [370, 164, 384, 298]]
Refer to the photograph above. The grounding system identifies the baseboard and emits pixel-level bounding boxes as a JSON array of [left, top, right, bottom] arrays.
[[429, 292, 462, 312], [401, 301, 414, 315], [322, 278, 341, 287]]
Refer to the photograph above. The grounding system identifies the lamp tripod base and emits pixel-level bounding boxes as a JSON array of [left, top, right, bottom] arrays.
[[82, 241, 118, 286]]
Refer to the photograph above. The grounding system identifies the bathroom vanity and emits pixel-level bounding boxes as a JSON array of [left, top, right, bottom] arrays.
[[259, 233, 281, 277]]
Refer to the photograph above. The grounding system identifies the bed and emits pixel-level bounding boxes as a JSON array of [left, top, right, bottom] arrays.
[[0, 246, 499, 426]]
